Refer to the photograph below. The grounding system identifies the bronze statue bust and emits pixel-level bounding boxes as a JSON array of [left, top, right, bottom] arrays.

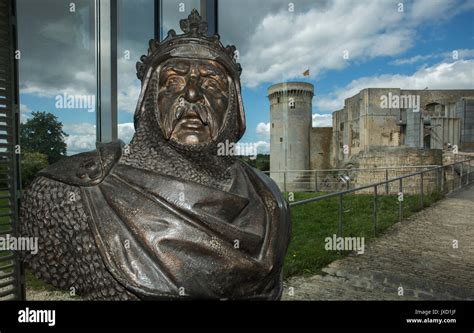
[[20, 9, 291, 300]]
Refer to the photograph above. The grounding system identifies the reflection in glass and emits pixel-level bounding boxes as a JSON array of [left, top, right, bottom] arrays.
[[160, 0, 200, 40], [17, 0, 96, 156], [117, 0, 154, 144]]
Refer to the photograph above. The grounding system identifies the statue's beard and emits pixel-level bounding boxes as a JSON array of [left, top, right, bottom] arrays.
[[161, 97, 219, 142]]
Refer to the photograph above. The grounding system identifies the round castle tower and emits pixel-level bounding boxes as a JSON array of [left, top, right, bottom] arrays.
[[268, 82, 314, 189]]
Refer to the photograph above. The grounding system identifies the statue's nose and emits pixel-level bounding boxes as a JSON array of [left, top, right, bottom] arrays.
[[184, 76, 203, 103]]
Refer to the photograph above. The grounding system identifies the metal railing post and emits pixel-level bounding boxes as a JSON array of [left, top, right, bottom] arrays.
[[436, 167, 441, 194], [385, 169, 389, 195], [460, 162, 463, 189], [315, 171, 318, 192], [346, 170, 350, 190], [452, 165, 455, 192], [420, 172, 424, 209], [373, 185, 378, 236], [468, 161, 471, 185], [338, 193, 344, 238], [399, 178, 403, 222], [283, 171, 287, 192], [441, 166, 445, 194]]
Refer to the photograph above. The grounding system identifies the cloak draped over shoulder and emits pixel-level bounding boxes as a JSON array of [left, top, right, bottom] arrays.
[[81, 160, 290, 300]]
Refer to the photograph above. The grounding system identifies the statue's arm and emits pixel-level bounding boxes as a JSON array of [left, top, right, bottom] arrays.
[[19, 176, 89, 292], [19, 176, 136, 299]]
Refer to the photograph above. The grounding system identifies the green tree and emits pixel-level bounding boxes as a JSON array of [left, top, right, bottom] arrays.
[[237, 154, 270, 171], [255, 154, 270, 171], [20, 152, 49, 188], [20, 111, 68, 164]]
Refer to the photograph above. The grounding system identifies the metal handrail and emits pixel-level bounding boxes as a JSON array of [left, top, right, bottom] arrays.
[[290, 158, 472, 206], [289, 157, 473, 238], [264, 165, 439, 173]]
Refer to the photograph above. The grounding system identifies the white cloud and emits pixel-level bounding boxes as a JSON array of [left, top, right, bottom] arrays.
[[442, 48, 474, 61], [19, 103, 31, 123], [316, 59, 474, 112], [410, 0, 474, 21], [256, 122, 270, 136], [118, 122, 135, 143], [255, 140, 270, 154], [20, 103, 31, 113], [64, 123, 96, 155], [64, 122, 135, 155], [118, 56, 142, 113], [312, 113, 332, 127], [390, 48, 474, 66], [390, 54, 434, 66], [20, 74, 95, 99], [63, 122, 96, 136], [238, 0, 472, 88], [65, 134, 96, 155]]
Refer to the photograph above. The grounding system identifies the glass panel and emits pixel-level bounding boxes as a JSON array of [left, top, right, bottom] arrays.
[[218, 0, 318, 158], [17, 0, 96, 156], [117, 0, 154, 144], [160, 0, 201, 40]]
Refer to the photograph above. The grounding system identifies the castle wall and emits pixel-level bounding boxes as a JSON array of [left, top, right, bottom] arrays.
[[332, 88, 474, 167], [310, 127, 333, 170], [269, 82, 474, 193], [456, 98, 474, 151], [331, 109, 343, 167], [365, 88, 402, 149], [350, 147, 443, 194]]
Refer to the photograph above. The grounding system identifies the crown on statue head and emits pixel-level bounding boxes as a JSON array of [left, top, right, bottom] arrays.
[[136, 9, 242, 81]]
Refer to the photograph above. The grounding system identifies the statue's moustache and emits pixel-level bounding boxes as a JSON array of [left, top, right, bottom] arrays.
[[161, 98, 217, 140]]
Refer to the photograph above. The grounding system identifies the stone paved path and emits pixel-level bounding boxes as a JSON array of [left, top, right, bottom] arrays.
[[283, 183, 474, 300]]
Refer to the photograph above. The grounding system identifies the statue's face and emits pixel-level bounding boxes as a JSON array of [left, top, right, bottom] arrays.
[[157, 58, 230, 145]]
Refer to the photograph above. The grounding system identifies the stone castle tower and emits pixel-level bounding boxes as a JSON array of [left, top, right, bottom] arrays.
[[268, 82, 314, 187]]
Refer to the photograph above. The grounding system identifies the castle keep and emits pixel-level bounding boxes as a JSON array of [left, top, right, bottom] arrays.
[[268, 83, 474, 190]]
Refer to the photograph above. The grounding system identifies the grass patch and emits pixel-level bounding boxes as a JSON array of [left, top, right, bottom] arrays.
[[282, 191, 444, 279], [25, 270, 60, 292]]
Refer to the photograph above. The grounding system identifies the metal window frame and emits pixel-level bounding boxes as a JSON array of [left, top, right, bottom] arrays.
[[95, 0, 118, 143], [96, 0, 218, 143], [200, 0, 218, 36]]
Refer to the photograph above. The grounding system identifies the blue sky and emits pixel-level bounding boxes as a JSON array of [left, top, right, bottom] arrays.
[[17, 0, 474, 155]]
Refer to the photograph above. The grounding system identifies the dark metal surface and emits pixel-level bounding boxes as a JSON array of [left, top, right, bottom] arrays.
[[0, 0, 24, 301], [20, 10, 291, 300]]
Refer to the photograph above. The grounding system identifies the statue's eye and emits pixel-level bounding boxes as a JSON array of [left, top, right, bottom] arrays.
[[167, 76, 185, 87], [202, 78, 219, 91]]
